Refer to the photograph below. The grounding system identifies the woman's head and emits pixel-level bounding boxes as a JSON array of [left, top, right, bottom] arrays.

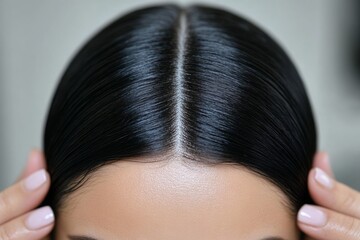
[[42, 3, 317, 239]]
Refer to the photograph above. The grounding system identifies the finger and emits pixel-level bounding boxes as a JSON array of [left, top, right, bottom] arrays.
[[16, 149, 47, 183], [0, 206, 54, 240], [312, 151, 334, 178], [307, 167, 360, 219], [297, 204, 360, 240], [0, 169, 50, 225]]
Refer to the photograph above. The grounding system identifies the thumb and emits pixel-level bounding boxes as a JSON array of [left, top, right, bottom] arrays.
[[15, 148, 47, 182], [312, 151, 335, 179]]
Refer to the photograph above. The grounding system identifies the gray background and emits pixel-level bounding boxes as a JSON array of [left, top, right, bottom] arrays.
[[1, 0, 359, 191]]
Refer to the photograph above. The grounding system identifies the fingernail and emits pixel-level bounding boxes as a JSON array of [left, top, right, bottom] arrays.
[[314, 167, 334, 189], [25, 206, 54, 230], [298, 204, 327, 227], [23, 169, 47, 191]]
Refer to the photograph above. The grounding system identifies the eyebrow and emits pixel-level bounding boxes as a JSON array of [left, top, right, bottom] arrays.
[[261, 238, 285, 240], [68, 236, 98, 240], [68, 235, 285, 240]]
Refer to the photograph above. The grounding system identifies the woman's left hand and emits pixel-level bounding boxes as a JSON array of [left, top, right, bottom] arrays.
[[297, 151, 360, 240]]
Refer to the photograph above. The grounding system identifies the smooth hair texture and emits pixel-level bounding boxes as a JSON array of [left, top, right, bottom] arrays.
[[42, 3, 317, 238]]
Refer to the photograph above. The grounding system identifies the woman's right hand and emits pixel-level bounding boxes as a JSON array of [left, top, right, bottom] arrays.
[[0, 148, 54, 240]]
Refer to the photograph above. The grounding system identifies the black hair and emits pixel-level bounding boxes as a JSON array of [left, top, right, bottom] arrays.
[[42, 3, 317, 239]]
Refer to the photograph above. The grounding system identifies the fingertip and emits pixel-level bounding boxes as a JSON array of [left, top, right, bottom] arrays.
[[296, 222, 323, 240], [306, 168, 320, 200], [25, 206, 55, 231], [15, 149, 36, 182], [307, 167, 317, 184], [312, 150, 335, 179], [321, 152, 335, 179], [28, 148, 47, 172], [34, 148, 47, 170]]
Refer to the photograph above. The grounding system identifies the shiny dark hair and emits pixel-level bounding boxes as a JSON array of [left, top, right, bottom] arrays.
[[42, 3, 317, 238]]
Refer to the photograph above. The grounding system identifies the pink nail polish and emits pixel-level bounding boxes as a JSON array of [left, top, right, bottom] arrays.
[[25, 206, 54, 230], [23, 169, 47, 191], [298, 204, 327, 227], [314, 167, 333, 189]]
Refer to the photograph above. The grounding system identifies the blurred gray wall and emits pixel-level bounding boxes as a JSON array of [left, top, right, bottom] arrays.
[[0, 0, 359, 191]]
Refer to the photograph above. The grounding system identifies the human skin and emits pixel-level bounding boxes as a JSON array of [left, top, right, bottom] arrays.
[[1, 150, 360, 240], [54, 158, 299, 239]]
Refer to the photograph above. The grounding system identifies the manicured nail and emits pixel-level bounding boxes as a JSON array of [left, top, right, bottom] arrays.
[[25, 206, 54, 230], [298, 204, 327, 227], [23, 169, 47, 191], [314, 167, 334, 189]]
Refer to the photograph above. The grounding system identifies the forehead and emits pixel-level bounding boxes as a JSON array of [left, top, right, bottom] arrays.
[[56, 158, 299, 239]]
